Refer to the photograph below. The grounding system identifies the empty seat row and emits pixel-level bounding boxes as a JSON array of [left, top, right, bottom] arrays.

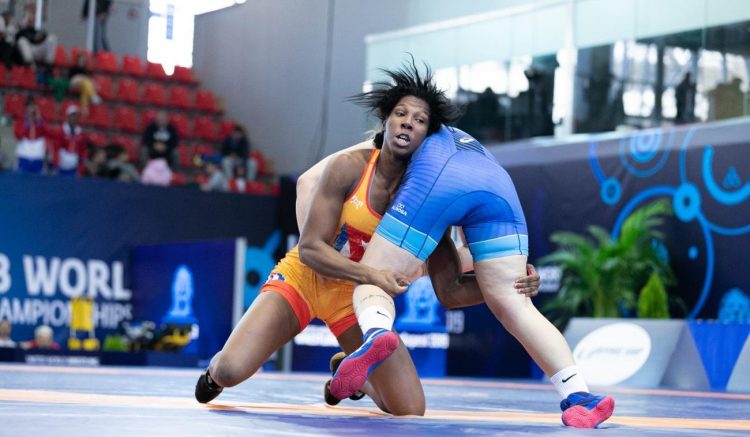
[[93, 77, 220, 112], [55, 46, 196, 84]]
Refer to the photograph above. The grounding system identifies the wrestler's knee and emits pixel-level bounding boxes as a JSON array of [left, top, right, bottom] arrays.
[[210, 353, 252, 388], [383, 392, 425, 416]]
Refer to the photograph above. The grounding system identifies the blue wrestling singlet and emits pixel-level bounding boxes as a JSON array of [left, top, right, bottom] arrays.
[[376, 126, 528, 261]]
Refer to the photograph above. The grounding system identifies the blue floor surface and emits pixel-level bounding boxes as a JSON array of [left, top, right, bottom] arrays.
[[0, 364, 748, 436]]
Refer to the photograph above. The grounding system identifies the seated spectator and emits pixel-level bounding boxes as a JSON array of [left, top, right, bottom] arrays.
[[15, 6, 57, 69], [105, 143, 140, 183], [220, 125, 252, 179], [141, 111, 178, 168], [141, 152, 173, 187], [201, 155, 227, 192], [227, 164, 250, 193], [22, 325, 60, 350], [68, 53, 102, 115], [50, 105, 88, 176], [0, 319, 16, 348], [82, 144, 107, 177], [14, 98, 51, 174]]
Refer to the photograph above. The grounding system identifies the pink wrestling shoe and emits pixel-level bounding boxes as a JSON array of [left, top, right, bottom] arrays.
[[560, 391, 615, 428], [324, 352, 365, 406], [328, 328, 398, 400]]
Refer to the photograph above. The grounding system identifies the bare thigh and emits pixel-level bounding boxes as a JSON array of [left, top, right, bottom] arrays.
[[473, 255, 528, 302], [337, 326, 425, 415], [360, 233, 424, 279], [209, 291, 300, 387]]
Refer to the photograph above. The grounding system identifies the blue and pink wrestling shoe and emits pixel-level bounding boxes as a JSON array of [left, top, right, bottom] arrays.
[[560, 391, 615, 428], [328, 328, 399, 400]]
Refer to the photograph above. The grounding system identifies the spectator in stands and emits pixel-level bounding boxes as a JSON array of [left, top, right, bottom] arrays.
[[51, 105, 88, 176], [141, 151, 173, 187], [201, 155, 227, 192], [141, 111, 178, 168], [1, 11, 18, 42], [68, 52, 102, 116], [105, 143, 140, 183], [0, 320, 16, 348], [14, 98, 50, 174], [25, 325, 61, 349], [22, 325, 61, 350], [15, 6, 57, 69], [82, 144, 108, 178], [82, 0, 112, 53], [227, 163, 249, 193], [220, 124, 252, 179], [0, 12, 16, 67]]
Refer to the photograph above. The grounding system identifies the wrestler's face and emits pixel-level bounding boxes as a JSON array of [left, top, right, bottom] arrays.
[[383, 96, 430, 159]]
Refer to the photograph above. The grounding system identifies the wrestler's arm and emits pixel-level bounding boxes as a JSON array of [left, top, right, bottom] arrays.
[[427, 233, 541, 309], [297, 153, 409, 294], [296, 140, 374, 234]]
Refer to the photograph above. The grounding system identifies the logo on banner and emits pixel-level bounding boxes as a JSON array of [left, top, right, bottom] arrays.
[[395, 276, 443, 332], [573, 322, 652, 385], [162, 265, 197, 324]]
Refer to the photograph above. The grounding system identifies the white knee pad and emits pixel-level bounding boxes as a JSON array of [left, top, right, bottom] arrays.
[[354, 284, 395, 333]]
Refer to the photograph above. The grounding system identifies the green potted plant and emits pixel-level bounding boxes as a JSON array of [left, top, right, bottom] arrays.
[[539, 199, 675, 329]]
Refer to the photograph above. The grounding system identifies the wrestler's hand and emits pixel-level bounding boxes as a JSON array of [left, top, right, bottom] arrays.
[[368, 268, 410, 297], [514, 264, 540, 297]]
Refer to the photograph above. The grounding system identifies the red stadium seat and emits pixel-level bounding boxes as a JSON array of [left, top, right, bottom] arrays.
[[250, 150, 271, 177], [219, 119, 236, 138], [246, 181, 267, 195], [143, 82, 167, 106], [122, 55, 144, 77], [145, 62, 167, 80], [117, 78, 141, 104], [70, 47, 93, 66], [36, 96, 58, 122], [11, 66, 36, 89], [0, 64, 7, 87], [177, 143, 195, 168], [193, 116, 219, 141], [113, 106, 140, 133], [87, 132, 108, 147], [194, 143, 215, 156], [170, 171, 189, 186], [172, 66, 195, 84], [170, 113, 191, 138], [4, 93, 26, 118], [93, 51, 118, 73], [87, 104, 113, 129], [92, 75, 114, 100], [168, 85, 191, 109], [194, 89, 217, 112], [54, 45, 71, 67], [140, 109, 158, 130]]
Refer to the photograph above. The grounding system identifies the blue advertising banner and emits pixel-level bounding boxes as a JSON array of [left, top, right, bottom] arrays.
[[0, 174, 277, 345], [494, 121, 750, 320], [132, 240, 240, 360]]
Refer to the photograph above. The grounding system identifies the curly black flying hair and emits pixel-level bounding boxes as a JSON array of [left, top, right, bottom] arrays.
[[349, 56, 461, 149]]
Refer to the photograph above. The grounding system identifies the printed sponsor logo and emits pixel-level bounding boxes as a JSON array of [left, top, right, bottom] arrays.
[[392, 202, 408, 216], [349, 195, 364, 209], [573, 322, 652, 385]]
